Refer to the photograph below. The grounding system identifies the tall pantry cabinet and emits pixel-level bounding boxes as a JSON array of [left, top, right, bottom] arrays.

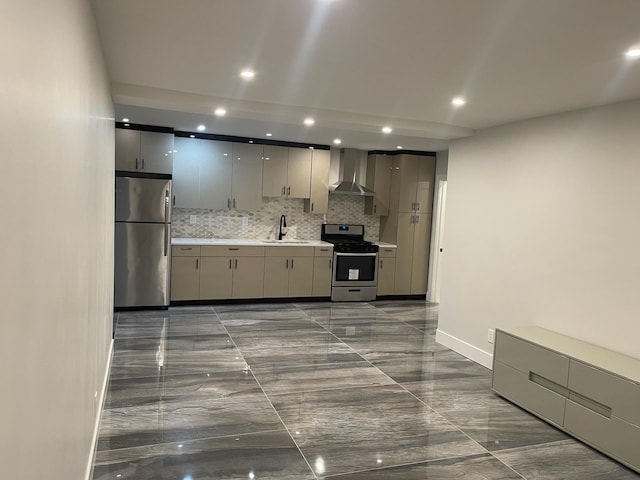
[[379, 154, 436, 295]]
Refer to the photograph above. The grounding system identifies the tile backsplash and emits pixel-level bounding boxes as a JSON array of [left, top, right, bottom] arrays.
[[172, 195, 380, 242]]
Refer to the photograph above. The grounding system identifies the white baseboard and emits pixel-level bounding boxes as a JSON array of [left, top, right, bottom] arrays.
[[84, 338, 114, 480], [436, 328, 493, 369]]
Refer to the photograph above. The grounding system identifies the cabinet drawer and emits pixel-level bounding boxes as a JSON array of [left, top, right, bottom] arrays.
[[565, 400, 640, 471], [378, 247, 397, 258], [495, 330, 570, 386], [569, 360, 640, 427], [314, 246, 333, 257], [201, 245, 265, 257], [172, 245, 201, 257], [492, 361, 567, 427], [265, 246, 315, 257]]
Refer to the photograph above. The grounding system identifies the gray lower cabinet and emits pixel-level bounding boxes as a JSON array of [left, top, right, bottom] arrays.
[[492, 327, 640, 473]]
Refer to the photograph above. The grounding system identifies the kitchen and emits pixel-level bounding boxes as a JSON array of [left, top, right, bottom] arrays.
[[4, 1, 640, 480], [114, 127, 439, 306]]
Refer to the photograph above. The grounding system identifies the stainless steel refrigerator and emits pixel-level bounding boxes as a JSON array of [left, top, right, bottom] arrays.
[[114, 176, 172, 308]]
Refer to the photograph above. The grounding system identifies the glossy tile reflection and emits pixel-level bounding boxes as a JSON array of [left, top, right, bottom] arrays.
[[94, 302, 639, 480]]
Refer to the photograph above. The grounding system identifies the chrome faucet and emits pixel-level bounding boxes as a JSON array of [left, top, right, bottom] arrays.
[[278, 215, 287, 240]]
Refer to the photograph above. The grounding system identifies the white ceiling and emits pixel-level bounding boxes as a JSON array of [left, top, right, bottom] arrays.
[[92, 0, 640, 151]]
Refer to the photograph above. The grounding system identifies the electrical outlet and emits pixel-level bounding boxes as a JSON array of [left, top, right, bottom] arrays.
[[189, 215, 197, 225], [487, 328, 495, 344], [242, 217, 248, 226]]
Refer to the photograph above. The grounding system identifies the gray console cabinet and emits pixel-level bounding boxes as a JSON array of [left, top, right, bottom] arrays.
[[492, 327, 640, 473]]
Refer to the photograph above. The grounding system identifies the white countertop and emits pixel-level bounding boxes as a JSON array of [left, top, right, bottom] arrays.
[[172, 238, 333, 247], [375, 242, 398, 248]]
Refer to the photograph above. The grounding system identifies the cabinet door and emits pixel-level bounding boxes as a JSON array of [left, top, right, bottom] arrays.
[[231, 143, 263, 211], [394, 213, 416, 294], [115, 128, 140, 171], [263, 256, 290, 298], [377, 257, 396, 296], [172, 137, 201, 208], [170, 257, 200, 301], [262, 145, 288, 197], [312, 256, 332, 297], [140, 131, 174, 174], [365, 155, 392, 216], [397, 155, 419, 213], [199, 256, 233, 299], [287, 147, 312, 198], [288, 256, 313, 297], [415, 156, 436, 214], [304, 149, 330, 214], [232, 256, 265, 298], [200, 140, 233, 210], [410, 213, 432, 295]]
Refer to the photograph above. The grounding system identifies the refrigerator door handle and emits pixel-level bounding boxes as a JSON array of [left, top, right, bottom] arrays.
[[164, 190, 170, 222], [164, 224, 169, 256]]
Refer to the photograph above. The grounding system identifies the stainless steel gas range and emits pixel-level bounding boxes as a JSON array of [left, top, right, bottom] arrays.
[[321, 224, 379, 301]]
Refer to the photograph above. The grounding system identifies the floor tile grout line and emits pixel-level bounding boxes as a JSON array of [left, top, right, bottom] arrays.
[[215, 305, 320, 480], [396, 378, 527, 480]]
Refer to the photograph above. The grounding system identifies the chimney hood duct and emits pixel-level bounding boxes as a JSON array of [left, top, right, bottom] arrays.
[[329, 148, 374, 196]]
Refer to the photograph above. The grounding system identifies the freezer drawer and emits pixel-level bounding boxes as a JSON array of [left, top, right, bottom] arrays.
[[115, 222, 170, 307]]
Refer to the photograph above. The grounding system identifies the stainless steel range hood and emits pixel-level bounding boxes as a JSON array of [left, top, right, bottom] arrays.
[[329, 148, 374, 196]]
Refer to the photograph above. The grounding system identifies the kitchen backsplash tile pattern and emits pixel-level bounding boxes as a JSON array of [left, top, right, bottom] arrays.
[[172, 195, 380, 241]]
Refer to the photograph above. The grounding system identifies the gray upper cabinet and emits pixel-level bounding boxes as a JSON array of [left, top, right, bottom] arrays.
[[364, 154, 392, 216], [115, 128, 174, 174], [303, 149, 330, 214], [173, 137, 232, 210], [231, 142, 263, 211], [262, 146, 311, 199]]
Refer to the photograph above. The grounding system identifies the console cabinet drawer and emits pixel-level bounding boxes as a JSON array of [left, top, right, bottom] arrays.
[[495, 331, 570, 386], [569, 360, 640, 427], [172, 245, 201, 257], [200, 245, 265, 257], [565, 400, 640, 471], [493, 361, 566, 426]]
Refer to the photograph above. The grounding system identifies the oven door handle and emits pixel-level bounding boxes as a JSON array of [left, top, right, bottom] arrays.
[[333, 252, 378, 257]]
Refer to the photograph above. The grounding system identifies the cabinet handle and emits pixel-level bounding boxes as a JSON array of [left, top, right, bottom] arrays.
[[135, 158, 139, 170], [142, 158, 145, 170], [285, 258, 289, 269], [172, 195, 176, 206], [227, 198, 231, 208], [233, 198, 236, 208], [282, 186, 286, 196], [416, 202, 420, 211], [320, 248, 329, 252], [181, 247, 192, 251], [311, 202, 314, 211], [380, 259, 383, 268], [411, 202, 415, 210], [291, 258, 294, 269], [410, 216, 415, 224], [329, 259, 332, 269], [195, 258, 199, 270], [234, 259, 238, 269], [374, 204, 377, 214], [416, 215, 420, 224], [384, 249, 392, 252], [228, 248, 239, 251], [287, 186, 291, 196], [229, 259, 232, 269]]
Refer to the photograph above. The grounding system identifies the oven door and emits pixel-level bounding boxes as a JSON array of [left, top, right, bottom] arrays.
[[332, 252, 378, 287]]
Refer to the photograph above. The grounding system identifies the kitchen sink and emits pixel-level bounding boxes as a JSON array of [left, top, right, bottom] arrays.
[[261, 239, 309, 244]]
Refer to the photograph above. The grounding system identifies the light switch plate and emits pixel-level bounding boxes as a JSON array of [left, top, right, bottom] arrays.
[[189, 215, 197, 225], [242, 217, 248, 226], [488, 328, 495, 344]]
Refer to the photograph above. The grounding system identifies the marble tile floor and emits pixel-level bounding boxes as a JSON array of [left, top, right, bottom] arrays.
[[93, 301, 638, 480]]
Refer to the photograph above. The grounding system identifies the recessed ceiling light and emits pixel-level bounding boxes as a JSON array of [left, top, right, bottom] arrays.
[[123, 123, 130, 127], [452, 97, 466, 106], [333, 138, 342, 145], [396, 145, 403, 149], [625, 47, 640, 58], [382, 126, 392, 134], [197, 124, 206, 131], [189, 134, 195, 138], [304, 117, 315, 126], [214, 107, 226, 116], [249, 140, 254, 143], [240, 69, 255, 80], [266, 133, 273, 137], [122, 117, 129, 122]]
